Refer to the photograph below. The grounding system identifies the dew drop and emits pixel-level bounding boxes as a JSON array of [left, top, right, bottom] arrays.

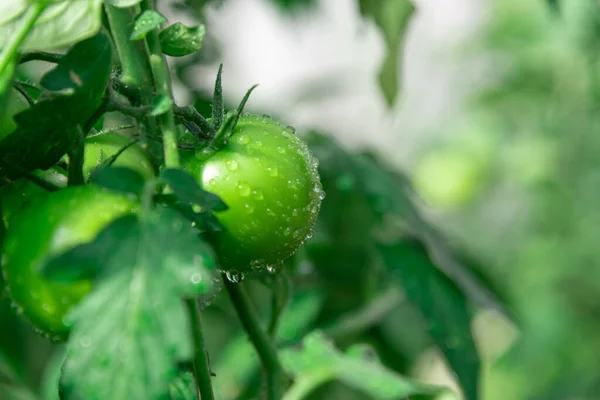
[[237, 182, 251, 196], [277, 146, 286, 154], [244, 203, 254, 214], [236, 135, 249, 145], [267, 166, 279, 177], [293, 229, 303, 239], [226, 160, 238, 171], [292, 208, 299, 216], [252, 189, 264, 200], [80, 336, 92, 348], [190, 273, 203, 284], [283, 227, 292, 236], [225, 270, 244, 283]]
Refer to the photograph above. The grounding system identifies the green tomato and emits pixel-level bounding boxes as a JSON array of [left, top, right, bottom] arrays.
[[0, 168, 67, 227], [0, 89, 28, 140], [1, 185, 138, 339], [181, 114, 323, 273], [83, 133, 155, 180]]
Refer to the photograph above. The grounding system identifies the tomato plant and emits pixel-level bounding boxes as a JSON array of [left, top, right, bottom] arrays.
[[181, 114, 323, 273], [1, 185, 138, 339]]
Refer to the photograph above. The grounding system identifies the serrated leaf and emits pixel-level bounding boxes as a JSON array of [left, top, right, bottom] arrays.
[[359, 0, 414, 106], [56, 207, 217, 400], [151, 95, 174, 116], [104, 0, 143, 7], [131, 10, 167, 40], [0, 32, 112, 180], [90, 167, 147, 195], [159, 22, 205, 57], [160, 168, 228, 211], [377, 240, 480, 400], [0, 0, 103, 52], [280, 331, 444, 400]]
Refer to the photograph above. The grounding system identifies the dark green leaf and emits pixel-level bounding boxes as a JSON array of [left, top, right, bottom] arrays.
[[159, 22, 205, 57], [131, 10, 167, 40], [0, 33, 112, 180], [359, 0, 414, 106], [0, 0, 103, 51], [160, 168, 228, 211], [57, 207, 217, 400], [377, 240, 480, 400], [150, 95, 174, 116], [42, 215, 139, 282], [89, 167, 147, 195], [280, 331, 445, 399], [211, 63, 224, 130]]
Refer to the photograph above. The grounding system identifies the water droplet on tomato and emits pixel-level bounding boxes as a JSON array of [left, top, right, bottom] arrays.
[[236, 135, 249, 145], [277, 146, 286, 154], [224, 270, 244, 283], [252, 189, 264, 200], [190, 273, 202, 284], [267, 166, 279, 177], [237, 182, 251, 196], [226, 160, 238, 171]]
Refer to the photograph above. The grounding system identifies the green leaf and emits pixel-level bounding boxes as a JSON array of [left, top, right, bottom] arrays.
[[168, 368, 197, 400], [160, 168, 228, 211], [211, 64, 224, 130], [280, 331, 444, 400], [377, 240, 480, 400], [55, 207, 217, 400], [131, 10, 167, 40], [359, 0, 414, 106], [90, 167, 147, 195], [159, 22, 205, 57], [151, 95, 174, 116], [105, 0, 143, 7], [0, 0, 103, 52], [0, 32, 112, 180]]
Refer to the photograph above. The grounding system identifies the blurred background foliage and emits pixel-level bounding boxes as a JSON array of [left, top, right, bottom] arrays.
[[3, 0, 600, 399]]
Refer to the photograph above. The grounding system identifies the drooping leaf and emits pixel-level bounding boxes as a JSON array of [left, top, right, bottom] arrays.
[[0, 32, 112, 179], [89, 167, 147, 196], [359, 0, 414, 106], [130, 10, 167, 40], [160, 168, 228, 211], [0, 0, 103, 52], [159, 23, 205, 57], [48, 208, 217, 400], [377, 240, 480, 400], [280, 331, 445, 400]]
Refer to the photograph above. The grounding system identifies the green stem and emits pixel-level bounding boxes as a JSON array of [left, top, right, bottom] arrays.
[[103, 5, 154, 89], [0, 2, 46, 76], [144, 18, 180, 167], [19, 51, 62, 64], [185, 299, 215, 400], [224, 279, 286, 400]]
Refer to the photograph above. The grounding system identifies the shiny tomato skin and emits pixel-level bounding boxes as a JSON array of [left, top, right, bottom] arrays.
[[1, 185, 137, 340], [181, 114, 323, 273]]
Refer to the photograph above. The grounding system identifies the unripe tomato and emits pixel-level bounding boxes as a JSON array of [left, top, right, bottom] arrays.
[[0, 89, 28, 139], [181, 114, 323, 273], [83, 133, 155, 180], [1, 185, 138, 339]]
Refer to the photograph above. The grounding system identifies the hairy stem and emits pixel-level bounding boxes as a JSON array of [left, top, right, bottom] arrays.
[[185, 299, 215, 400], [224, 279, 286, 400]]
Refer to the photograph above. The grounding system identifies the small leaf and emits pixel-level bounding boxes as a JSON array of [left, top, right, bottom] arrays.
[[211, 63, 224, 130], [377, 240, 480, 400], [0, 0, 103, 52], [57, 207, 217, 400], [280, 331, 444, 400], [150, 95, 174, 116], [131, 10, 167, 40], [159, 22, 205, 57], [105, 0, 143, 7], [90, 167, 147, 195], [160, 168, 228, 211]]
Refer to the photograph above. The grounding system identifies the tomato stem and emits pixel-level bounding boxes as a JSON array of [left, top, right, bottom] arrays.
[[67, 128, 86, 187], [185, 299, 215, 400], [142, 0, 180, 169], [223, 278, 288, 400]]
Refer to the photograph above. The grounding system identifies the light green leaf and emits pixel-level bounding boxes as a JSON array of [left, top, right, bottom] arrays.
[[130, 10, 167, 40], [52, 208, 217, 400], [104, 0, 143, 7], [280, 331, 445, 400], [0, 0, 103, 52], [159, 23, 205, 57]]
